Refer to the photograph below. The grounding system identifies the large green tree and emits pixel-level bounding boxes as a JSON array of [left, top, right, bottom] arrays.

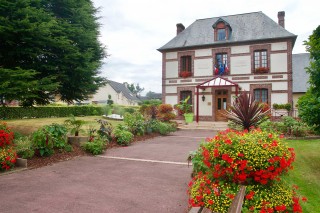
[[0, 0, 106, 105], [298, 25, 320, 132]]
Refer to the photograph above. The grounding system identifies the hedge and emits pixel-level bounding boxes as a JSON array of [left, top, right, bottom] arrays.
[[0, 106, 104, 120]]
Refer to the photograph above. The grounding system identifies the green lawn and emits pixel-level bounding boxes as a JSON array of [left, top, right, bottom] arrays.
[[4, 116, 123, 135], [284, 139, 320, 212]]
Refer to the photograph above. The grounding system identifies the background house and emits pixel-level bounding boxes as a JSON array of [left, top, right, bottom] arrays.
[[292, 53, 310, 108], [89, 80, 140, 106], [158, 11, 299, 121]]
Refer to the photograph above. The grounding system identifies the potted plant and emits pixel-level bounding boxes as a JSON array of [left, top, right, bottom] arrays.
[[64, 115, 88, 146], [176, 96, 194, 123]]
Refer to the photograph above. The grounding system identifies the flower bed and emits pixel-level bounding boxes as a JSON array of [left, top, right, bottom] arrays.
[[189, 128, 306, 212], [0, 122, 17, 172]]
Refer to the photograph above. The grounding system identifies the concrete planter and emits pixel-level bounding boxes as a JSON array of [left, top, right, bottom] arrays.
[[68, 136, 89, 146], [16, 158, 27, 168]]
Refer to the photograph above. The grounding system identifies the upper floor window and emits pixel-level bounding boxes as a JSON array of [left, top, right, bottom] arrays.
[[254, 88, 268, 103], [179, 56, 192, 77], [214, 53, 229, 75], [217, 29, 226, 41], [254, 50, 269, 73]]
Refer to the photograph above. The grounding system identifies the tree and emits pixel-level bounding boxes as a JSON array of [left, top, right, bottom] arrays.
[[43, 0, 107, 103], [125, 83, 144, 96], [298, 25, 320, 132], [0, 68, 58, 106], [0, 0, 106, 105]]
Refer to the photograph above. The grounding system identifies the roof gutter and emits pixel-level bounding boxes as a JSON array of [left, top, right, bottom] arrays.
[[157, 35, 297, 52]]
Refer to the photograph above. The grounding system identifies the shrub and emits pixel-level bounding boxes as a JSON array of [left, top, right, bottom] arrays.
[[102, 104, 113, 115], [0, 122, 17, 171], [112, 104, 125, 116], [96, 119, 113, 141], [123, 112, 145, 136], [191, 129, 295, 185], [14, 136, 35, 159], [113, 125, 134, 146], [227, 120, 243, 131], [273, 103, 292, 111], [298, 91, 320, 133], [0, 122, 14, 148], [81, 137, 107, 155], [0, 129, 14, 148], [259, 119, 287, 134], [154, 122, 176, 135], [139, 99, 162, 106], [157, 104, 176, 122], [188, 129, 304, 212], [44, 123, 68, 149], [0, 106, 103, 120], [140, 104, 158, 119], [189, 174, 303, 213], [31, 128, 54, 157], [259, 117, 313, 137], [0, 147, 17, 171]]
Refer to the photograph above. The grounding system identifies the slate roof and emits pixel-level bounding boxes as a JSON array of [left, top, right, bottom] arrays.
[[158, 11, 297, 51], [108, 80, 140, 102], [292, 53, 310, 93]]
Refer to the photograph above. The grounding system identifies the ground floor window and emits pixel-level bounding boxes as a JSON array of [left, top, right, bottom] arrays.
[[254, 88, 268, 103], [180, 90, 192, 104]]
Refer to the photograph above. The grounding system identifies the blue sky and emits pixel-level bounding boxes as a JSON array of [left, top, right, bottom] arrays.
[[92, 0, 319, 95]]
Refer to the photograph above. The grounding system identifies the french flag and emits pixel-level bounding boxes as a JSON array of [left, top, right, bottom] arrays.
[[225, 62, 229, 74], [214, 65, 219, 75]]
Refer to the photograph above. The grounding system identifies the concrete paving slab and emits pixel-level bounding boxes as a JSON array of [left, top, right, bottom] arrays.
[[0, 129, 216, 213]]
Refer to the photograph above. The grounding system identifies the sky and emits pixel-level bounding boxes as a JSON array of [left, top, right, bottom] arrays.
[[92, 0, 319, 95]]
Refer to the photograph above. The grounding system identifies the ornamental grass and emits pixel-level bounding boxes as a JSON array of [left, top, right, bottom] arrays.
[[188, 128, 306, 212]]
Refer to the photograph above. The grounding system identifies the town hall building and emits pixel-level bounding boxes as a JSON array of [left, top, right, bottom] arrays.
[[158, 11, 299, 121]]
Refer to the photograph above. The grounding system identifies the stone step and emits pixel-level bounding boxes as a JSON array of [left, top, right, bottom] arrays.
[[177, 121, 228, 130]]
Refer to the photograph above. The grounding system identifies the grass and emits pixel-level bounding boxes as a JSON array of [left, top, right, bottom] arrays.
[[4, 116, 123, 135], [284, 139, 320, 212]]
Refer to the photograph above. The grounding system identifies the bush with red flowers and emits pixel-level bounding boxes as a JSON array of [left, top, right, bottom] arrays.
[[0, 122, 17, 172], [188, 128, 306, 212]]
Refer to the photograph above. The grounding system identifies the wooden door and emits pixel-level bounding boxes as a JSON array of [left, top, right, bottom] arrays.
[[215, 90, 228, 121]]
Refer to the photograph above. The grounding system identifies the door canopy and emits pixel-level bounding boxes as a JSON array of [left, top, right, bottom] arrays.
[[195, 76, 239, 122], [196, 76, 238, 89]]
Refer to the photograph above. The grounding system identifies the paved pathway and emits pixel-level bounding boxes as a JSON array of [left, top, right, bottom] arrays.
[[0, 129, 216, 213]]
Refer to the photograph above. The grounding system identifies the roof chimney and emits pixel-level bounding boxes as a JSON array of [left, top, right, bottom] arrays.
[[176, 23, 185, 35], [278, 11, 285, 28]]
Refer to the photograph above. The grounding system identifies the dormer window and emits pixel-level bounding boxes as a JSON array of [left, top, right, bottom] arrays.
[[217, 29, 226, 41], [212, 18, 232, 42]]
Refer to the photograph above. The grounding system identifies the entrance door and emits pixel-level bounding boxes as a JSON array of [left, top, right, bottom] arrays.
[[215, 90, 228, 121]]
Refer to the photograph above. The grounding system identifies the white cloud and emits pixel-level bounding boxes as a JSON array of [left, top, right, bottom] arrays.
[[93, 0, 319, 95]]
